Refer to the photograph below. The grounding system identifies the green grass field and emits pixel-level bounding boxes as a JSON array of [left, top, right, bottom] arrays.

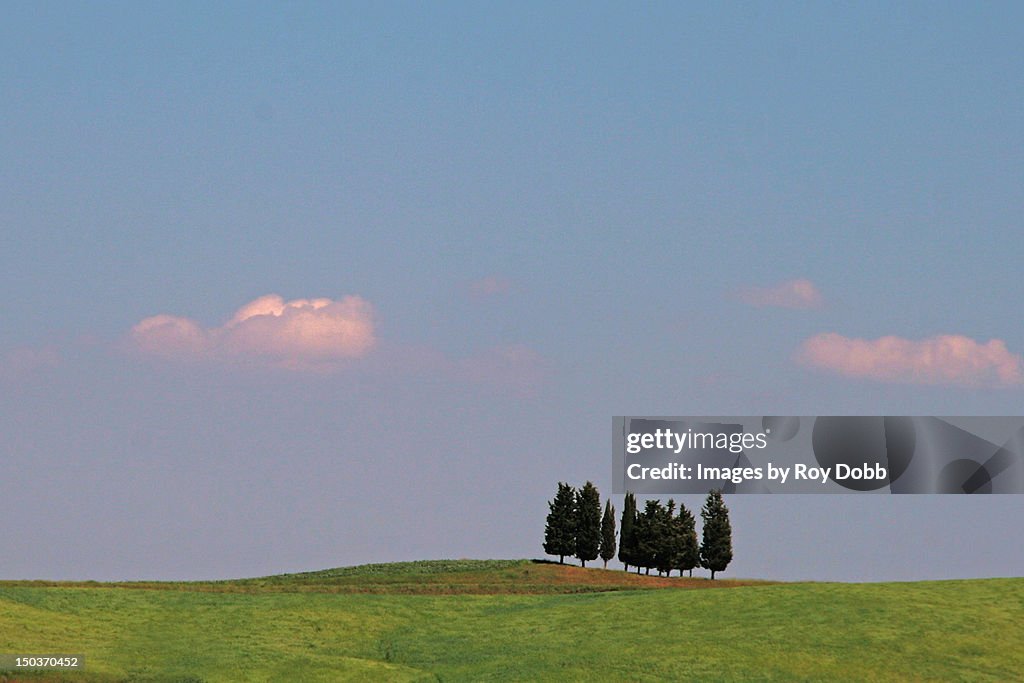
[[1, 560, 1021, 682]]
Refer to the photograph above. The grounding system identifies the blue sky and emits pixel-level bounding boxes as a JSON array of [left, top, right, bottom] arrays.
[[2, 2, 1023, 581]]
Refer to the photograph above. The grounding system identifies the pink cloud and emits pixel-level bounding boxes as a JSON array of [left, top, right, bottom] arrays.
[[128, 294, 544, 389], [130, 314, 210, 358], [797, 333, 1024, 387], [738, 278, 823, 309], [467, 275, 512, 299], [130, 294, 376, 371]]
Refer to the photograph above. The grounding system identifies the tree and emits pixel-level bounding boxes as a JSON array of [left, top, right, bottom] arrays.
[[618, 492, 637, 572], [657, 499, 684, 577], [635, 499, 665, 575], [599, 499, 616, 569], [543, 482, 576, 564], [699, 489, 733, 579], [574, 481, 602, 567], [676, 502, 700, 578]]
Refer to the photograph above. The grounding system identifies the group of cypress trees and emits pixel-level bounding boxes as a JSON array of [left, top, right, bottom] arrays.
[[620, 489, 733, 579], [544, 484, 734, 579], [542, 481, 619, 568], [618, 493, 699, 577]]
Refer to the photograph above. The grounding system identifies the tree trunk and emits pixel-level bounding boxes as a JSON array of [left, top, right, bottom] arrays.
[[603, 559, 608, 569], [580, 559, 586, 567], [688, 569, 693, 577], [559, 555, 564, 564], [711, 570, 716, 580]]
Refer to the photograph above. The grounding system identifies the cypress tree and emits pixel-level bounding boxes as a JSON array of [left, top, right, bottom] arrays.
[[632, 505, 648, 574], [699, 489, 733, 580], [658, 499, 685, 577], [633, 524, 644, 573], [599, 499, 617, 569], [676, 502, 700, 578], [574, 481, 602, 567], [618, 492, 637, 572], [636, 499, 665, 575], [543, 482, 576, 564]]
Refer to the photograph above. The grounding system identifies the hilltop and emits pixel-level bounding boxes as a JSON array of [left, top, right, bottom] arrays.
[[0, 559, 771, 595], [1, 561, 1022, 682]]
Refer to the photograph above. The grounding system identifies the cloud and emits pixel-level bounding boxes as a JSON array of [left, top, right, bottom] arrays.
[[129, 294, 544, 390], [797, 333, 1024, 387], [466, 275, 512, 299], [131, 315, 210, 357], [130, 294, 376, 371], [738, 278, 823, 309]]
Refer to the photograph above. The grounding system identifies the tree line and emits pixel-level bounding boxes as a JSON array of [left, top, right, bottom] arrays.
[[543, 482, 733, 579]]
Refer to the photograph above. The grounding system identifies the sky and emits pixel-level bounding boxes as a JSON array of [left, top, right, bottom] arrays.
[[2, 2, 1023, 582]]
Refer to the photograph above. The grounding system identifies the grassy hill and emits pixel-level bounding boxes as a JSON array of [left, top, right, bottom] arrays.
[[1, 560, 1022, 682]]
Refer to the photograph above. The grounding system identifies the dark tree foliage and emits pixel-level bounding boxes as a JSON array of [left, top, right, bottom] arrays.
[[631, 507, 647, 574], [657, 499, 686, 577], [635, 499, 665, 575], [699, 489, 733, 579], [574, 481, 602, 567], [676, 502, 700, 577], [618, 492, 638, 572], [548, 487, 736, 578], [543, 482, 576, 564], [599, 499, 617, 569]]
